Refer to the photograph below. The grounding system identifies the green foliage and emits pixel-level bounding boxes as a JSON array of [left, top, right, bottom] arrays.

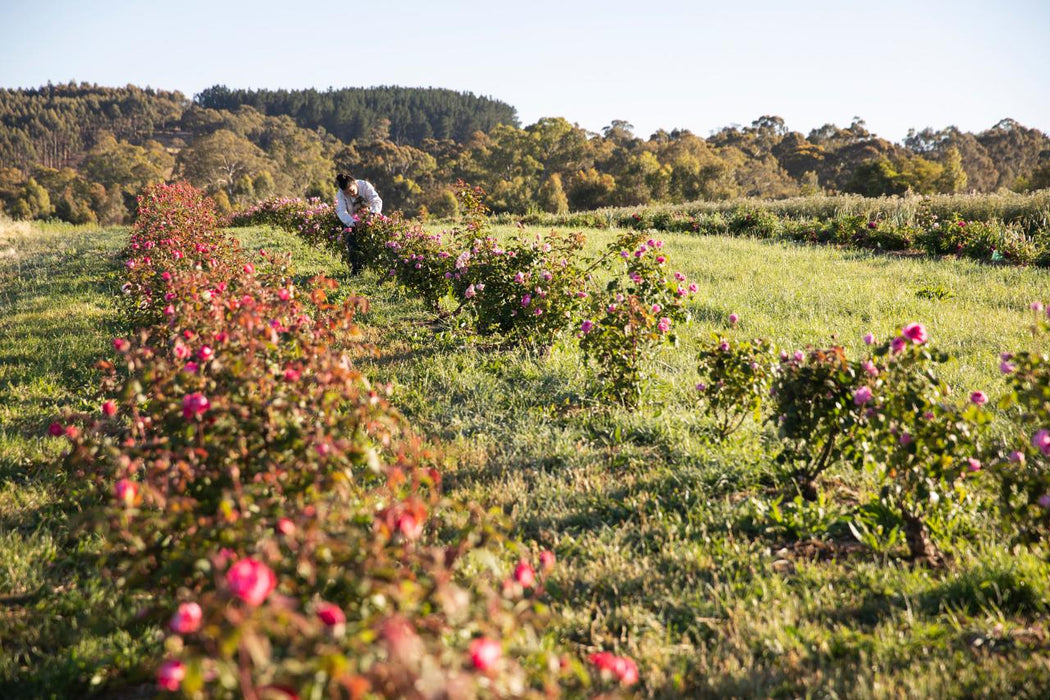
[[768, 345, 865, 499], [994, 316, 1050, 544], [696, 335, 777, 438]]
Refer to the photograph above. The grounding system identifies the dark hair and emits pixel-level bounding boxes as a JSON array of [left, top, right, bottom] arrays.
[[335, 173, 353, 190]]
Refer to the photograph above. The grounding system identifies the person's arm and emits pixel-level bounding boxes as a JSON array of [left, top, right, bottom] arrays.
[[357, 180, 383, 214], [334, 189, 356, 227]]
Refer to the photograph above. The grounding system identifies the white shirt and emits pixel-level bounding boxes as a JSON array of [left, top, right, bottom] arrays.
[[335, 180, 383, 227]]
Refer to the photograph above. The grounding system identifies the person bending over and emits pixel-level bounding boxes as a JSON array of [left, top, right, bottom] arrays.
[[334, 173, 382, 274]]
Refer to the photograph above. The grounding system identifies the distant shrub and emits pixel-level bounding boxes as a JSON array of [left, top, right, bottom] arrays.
[[696, 335, 777, 438]]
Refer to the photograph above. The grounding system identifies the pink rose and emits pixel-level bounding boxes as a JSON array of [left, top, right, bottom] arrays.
[[590, 652, 639, 686], [969, 391, 987, 405], [156, 660, 185, 692], [853, 386, 873, 406], [225, 558, 276, 606], [863, 332, 875, 345], [657, 317, 672, 333], [902, 323, 927, 344], [469, 637, 502, 671], [1032, 429, 1050, 456], [102, 400, 118, 416], [316, 601, 346, 628], [170, 602, 202, 634], [514, 560, 536, 588], [182, 393, 210, 420], [890, 336, 907, 354], [114, 479, 138, 507], [581, 320, 594, 334], [729, 313, 739, 325]]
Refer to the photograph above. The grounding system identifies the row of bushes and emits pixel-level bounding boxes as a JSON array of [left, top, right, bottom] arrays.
[[492, 192, 1050, 266], [496, 190, 1050, 234], [696, 313, 1050, 564], [231, 186, 700, 405], [55, 183, 640, 696]]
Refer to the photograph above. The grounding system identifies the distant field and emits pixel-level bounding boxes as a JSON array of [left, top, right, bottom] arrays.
[[4, 216, 1050, 696]]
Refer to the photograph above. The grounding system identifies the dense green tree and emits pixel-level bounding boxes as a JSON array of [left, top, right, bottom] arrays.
[[13, 177, 51, 219], [176, 129, 271, 196]]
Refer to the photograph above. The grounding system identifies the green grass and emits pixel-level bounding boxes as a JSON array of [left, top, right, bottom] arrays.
[[235, 222, 1050, 697], [0, 219, 158, 696]]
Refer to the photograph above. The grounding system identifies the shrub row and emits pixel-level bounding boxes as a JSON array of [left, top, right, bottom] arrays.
[[53, 183, 642, 696], [231, 185, 699, 405], [494, 193, 1050, 267]]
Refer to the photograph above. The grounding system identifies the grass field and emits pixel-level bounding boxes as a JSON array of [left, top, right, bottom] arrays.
[[4, 217, 1050, 696], [0, 218, 161, 694]]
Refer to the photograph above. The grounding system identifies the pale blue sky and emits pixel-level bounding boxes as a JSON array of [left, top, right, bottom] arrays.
[[1, 0, 1047, 141]]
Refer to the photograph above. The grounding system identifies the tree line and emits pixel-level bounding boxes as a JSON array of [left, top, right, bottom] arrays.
[[1, 82, 1048, 224]]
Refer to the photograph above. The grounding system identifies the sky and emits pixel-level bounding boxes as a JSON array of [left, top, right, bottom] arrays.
[[1, 0, 1048, 142]]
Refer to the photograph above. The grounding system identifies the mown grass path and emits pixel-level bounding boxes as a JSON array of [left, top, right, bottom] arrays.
[[0, 222, 157, 695], [235, 223, 1050, 697]]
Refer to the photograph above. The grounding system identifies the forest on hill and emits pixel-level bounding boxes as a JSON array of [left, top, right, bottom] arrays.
[[1, 82, 1048, 224]]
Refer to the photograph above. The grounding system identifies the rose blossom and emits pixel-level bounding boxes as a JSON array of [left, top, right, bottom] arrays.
[[657, 317, 672, 333], [969, 391, 988, 405], [514, 560, 536, 588], [729, 313, 739, 325], [853, 386, 873, 406], [590, 652, 639, 686], [156, 660, 185, 692], [114, 479, 138, 506], [1031, 429, 1050, 456], [182, 393, 210, 420], [902, 323, 927, 344], [225, 558, 276, 606], [170, 602, 203, 634], [863, 332, 875, 345], [316, 601, 346, 629], [469, 637, 502, 671], [102, 400, 118, 416]]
